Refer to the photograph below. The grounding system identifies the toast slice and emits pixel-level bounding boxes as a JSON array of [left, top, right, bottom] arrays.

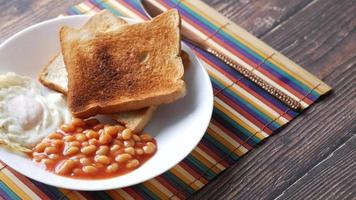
[[60, 9, 186, 118], [39, 10, 154, 132]]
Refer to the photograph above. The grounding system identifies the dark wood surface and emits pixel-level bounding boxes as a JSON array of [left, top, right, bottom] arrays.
[[0, 0, 355, 199]]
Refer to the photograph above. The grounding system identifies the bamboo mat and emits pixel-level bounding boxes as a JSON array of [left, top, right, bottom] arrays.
[[0, 0, 331, 199]]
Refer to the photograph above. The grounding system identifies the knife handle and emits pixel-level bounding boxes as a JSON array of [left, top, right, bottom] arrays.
[[206, 48, 302, 110]]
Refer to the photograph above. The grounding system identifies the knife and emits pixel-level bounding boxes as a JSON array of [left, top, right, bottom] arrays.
[[139, 0, 301, 110]]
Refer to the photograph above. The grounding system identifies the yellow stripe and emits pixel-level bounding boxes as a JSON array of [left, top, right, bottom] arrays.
[[107, 0, 145, 21], [0, 170, 34, 200], [116, 189, 135, 200], [190, 150, 221, 174], [78, 3, 97, 15], [146, 179, 174, 197], [207, 126, 247, 156], [208, 65, 288, 125], [194, 147, 226, 171], [170, 166, 203, 190], [66, 191, 87, 200], [143, 180, 169, 199]]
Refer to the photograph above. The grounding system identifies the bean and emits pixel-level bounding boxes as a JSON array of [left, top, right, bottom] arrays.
[[33, 156, 42, 162], [81, 145, 97, 155], [56, 160, 75, 175], [116, 125, 125, 132], [115, 153, 132, 163], [124, 139, 135, 147], [99, 133, 112, 144], [45, 146, 58, 154], [124, 147, 135, 155], [82, 166, 98, 174], [64, 146, 80, 156], [140, 134, 152, 142], [126, 159, 140, 169], [76, 127, 84, 133], [96, 146, 109, 155], [52, 139, 64, 148], [81, 141, 89, 147], [48, 154, 59, 160], [143, 142, 156, 154], [122, 129, 133, 140], [85, 118, 100, 127], [92, 124, 104, 131], [106, 163, 119, 173], [71, 118, 86, 127], [48, 133, 63, 140], [73, 168, 82, 174], [85, 130, 99, 139], [63, 135, 75, 142], [60, 124, 75, 133], [135, 148, 144, 155], [68, 141, 81, 147], [110, 144, 120, 152], [42, 159, 55, 165], [75, 134, 87, 142], [80, 157, 91, 166], [88, 138, 99, 146], [132, 134, 141, 142], [34, 143, 48, 153], [104, 126, 119, 137], [112, 139, 123, 146], [94, 155, 110, 165]]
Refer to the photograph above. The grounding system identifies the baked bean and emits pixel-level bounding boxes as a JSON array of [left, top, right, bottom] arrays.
[[82, 166, 98, 174], [48, 133, 63, 140], [92, 124, 104, 131], [48, 154, 59, 160], [110, 144, 120, 153], [124, 139, 135, 147], [115, 125, 125, 132], [106, 163, 119, 173], [81, 141, 89, 147], [60, 124, 75, 133], [85, 130, 99, 139], [81, 145, 97, 155], [143, 142, 156, 154], [104, 126, 119, 136], [88, 138, 99, 146], [33, 156, 42, 162], [85, 118, 100, 126], [52, 139, 64, 148], [99, 133, 112, 145], [63, 135, 75, 142], [68, 141, 81, 147], [42, 158, 55, 165], [126, 159, 139, 169], [76, 127, 84, 133], [96, 146, 109, 155], [140, 134, 152, 142], [75, 134, 87, 142], [64, 146, 79, 156], [34, 143, 48, 153], [122, 129, 133, 140], [73, 168, 82, 174], [80, 157, 91, 166], [124, 147, 135, 155], [112, 139, 123, 146], [132, 134, 141, 142], [135, 148, 144, 155], [71, 118, 86, 127], [94, 155, 110, 165], [56, 160, 75, 175], [115, 153, 132, 163], [45, 146, 58, 154]]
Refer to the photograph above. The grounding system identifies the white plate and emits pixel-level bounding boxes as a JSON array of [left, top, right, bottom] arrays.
[[0, 15, 213, 190]]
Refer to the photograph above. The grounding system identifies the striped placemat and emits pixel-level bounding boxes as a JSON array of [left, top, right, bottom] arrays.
[[0, 0, 331, 199]]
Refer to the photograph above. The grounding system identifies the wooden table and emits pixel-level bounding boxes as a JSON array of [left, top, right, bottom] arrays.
[[0, 0, 355, 199]]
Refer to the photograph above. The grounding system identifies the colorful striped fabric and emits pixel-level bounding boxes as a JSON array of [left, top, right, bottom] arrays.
[[0, 0, 331, 199]]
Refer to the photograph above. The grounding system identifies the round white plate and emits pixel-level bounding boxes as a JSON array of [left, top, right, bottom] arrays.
[[0, 15, 213, 190]]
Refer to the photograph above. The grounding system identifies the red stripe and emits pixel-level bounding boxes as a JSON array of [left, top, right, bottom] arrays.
[[197, 143, 230, 167], [178, 162, 207, 183], [5, 167, 51, 200], [196, 50, 293, 121], [122, 187, 144, 200]]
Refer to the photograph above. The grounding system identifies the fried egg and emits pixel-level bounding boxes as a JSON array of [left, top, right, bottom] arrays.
[[0, 72, 71, 152]]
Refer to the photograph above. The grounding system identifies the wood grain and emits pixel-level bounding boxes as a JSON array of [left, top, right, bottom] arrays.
[[0, 1, 355, 200]]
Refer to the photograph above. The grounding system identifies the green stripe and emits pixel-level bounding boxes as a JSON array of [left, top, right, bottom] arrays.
[[205, 132, 241, 161], [185, 154, 216, 180], [163, 171, 195, 194], [95, 1, 123, 16], [135, 183, 160, 200], [0, 180, 21, 200]]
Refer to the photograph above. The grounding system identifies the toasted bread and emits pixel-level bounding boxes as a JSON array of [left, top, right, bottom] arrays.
[[60, 9, 186, 118]]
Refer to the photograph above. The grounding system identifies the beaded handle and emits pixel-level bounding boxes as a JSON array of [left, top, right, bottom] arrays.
[[207, 48, 302, 110]]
